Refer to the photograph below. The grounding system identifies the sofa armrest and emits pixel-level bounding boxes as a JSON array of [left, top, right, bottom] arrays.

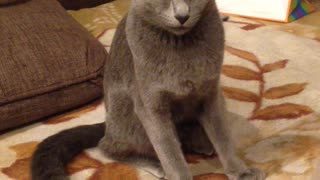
[[57, 0, 114, 10]]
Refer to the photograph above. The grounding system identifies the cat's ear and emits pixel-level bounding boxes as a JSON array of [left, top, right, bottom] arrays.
[[221, 15, 229, 22]]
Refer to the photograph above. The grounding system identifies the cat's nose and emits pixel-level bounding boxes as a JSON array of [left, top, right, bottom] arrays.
[[172, 0, 189, 25], [175, 15, 190, 25]]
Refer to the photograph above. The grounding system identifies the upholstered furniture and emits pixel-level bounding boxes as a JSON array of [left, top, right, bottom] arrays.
[[0, 0, 112, 131]]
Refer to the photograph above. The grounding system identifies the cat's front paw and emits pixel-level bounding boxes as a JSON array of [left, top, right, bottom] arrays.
[[227, 168, 266, 180]]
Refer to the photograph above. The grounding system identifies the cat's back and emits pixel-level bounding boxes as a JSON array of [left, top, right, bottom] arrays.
[[103, 15, 134, 89]]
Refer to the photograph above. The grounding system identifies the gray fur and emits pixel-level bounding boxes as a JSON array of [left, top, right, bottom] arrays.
[[32, 0, 264, 179]]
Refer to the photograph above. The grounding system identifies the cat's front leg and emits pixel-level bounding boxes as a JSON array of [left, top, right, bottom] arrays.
[[134, 92, 192, 180], [200, 89, 266, 180]]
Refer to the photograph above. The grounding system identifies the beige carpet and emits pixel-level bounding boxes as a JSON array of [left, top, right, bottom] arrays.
[[1, 0, 320, 179]]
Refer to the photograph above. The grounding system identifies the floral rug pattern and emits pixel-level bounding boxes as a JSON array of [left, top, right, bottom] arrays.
[[1, 0, 320, 179]]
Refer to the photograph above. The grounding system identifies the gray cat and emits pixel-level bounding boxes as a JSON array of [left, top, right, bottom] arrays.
[[31, 0, 265, 180]]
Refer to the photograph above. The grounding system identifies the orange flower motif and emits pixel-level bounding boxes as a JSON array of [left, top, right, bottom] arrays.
[[222, 46, 313, 120]]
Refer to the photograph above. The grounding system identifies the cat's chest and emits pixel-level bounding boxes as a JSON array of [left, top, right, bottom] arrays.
[[135, 47, 221, 95], [158, 50, 220, 81], [150, 47, 220, 75]]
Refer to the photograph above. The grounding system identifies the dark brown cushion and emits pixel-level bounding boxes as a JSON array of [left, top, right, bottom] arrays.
[[0, 0, 107, 131], [57, 0, 115, 10], [0, 0, 29, 6]]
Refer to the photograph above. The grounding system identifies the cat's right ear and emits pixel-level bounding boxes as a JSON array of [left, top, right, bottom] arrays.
[[221, 15, 229, 22]]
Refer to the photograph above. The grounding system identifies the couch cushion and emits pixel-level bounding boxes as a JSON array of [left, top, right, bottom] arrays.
[[57, 0, 114, 10], [0, 0, 106, 105], [0, 0, 28, 6], [0, 0, 107, 131], [0, 81, 103, 131]]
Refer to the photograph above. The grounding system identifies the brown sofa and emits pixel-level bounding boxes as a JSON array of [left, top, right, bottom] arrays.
[[0, 0, 113, 131]]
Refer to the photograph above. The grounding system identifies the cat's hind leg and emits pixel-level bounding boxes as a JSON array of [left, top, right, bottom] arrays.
[[99, 133, 165, 179], [178, 121, 215, 156], [99, 90, 165, 178]]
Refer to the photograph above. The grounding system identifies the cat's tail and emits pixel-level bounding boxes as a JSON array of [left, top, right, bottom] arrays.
[[31, 122, 105, 180]]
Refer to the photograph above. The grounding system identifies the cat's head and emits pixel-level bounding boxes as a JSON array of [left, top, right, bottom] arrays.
[[132, 0, 213, 35]]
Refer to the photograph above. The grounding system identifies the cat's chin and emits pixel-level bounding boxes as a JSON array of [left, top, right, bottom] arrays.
[[167, 26, 192, 36]]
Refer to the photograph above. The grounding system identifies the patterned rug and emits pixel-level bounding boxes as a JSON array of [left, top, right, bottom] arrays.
[[1, 0, 320, 179]]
